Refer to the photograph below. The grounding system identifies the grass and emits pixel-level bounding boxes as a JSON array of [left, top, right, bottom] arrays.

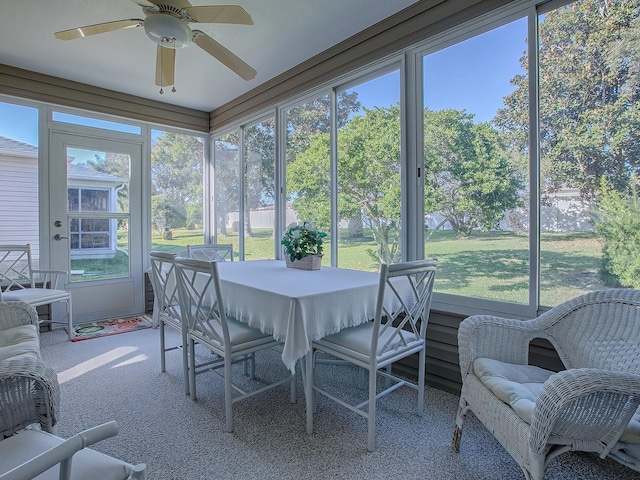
[[150, 227, 607, 306]]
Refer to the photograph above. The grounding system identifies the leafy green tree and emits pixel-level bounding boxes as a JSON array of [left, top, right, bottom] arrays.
[[424, 109, 523, 237], [212, 93, 360, 238], [495, 0, 640, 201], [593, 176, 640, 288], [288, 106, 402, 263], [214, 133, 239, 236], [151, 132, 203, 234], [86, 152, 130, 213], [151, 194, 187, 236]]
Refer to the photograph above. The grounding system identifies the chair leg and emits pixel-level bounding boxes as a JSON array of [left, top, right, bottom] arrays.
[[306, 351, 314, 435], [224, 356, 233, 433], [367, 367, 377, 452], [188, 339, 197, 401], [417, 348, 425, 416], [452, 396, 468, 452], [181, 329, 190, 396], [66, 299, 73, 341], [159, 321, 166, 372]]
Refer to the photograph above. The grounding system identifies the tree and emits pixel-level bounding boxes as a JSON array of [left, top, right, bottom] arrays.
[[151, 132, 203, 233], [424, 109, 523, 237], [593, 175, 640, 288], [494, 0, 640, 202], [288, 106, 402, 263], [86, 152, 130, 213], [151, 195, 186, 237]]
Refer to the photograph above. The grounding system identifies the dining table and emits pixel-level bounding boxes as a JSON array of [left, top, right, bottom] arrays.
[[215, 259, 388, 433], [215, 259, 383, 374]]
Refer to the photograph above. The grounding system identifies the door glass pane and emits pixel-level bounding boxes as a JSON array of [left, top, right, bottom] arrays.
[[537, 0, 637, 306], [214, 131, 240, 256], [424, 18, 529, 304], [244, 118, 275, 260], [0, 101, 42, 266], [337, 70, 399, 270], [150, 130, 205, 254], [285, 95, 332, 264], [67, 147, 130, 282]]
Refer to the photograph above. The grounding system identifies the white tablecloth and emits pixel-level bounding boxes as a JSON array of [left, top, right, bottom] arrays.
[[216, 260, 382, 372]]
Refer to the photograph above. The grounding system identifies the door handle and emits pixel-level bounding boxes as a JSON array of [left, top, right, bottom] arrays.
[[53, 234, 69, 241]]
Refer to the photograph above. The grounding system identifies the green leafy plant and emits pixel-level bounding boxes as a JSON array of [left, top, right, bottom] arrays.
[[593, 176, 640, 289], [281, 221, 327, 262]]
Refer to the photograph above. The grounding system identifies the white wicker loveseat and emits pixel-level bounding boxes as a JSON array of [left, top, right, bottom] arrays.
[[452, 288, 640, 480]]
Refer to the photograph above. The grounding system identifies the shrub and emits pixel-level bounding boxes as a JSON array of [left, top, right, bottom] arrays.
[[593, 177, 640, 289]]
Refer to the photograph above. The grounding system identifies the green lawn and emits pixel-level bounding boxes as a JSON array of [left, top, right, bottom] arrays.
[[151, 227, 607, 306]]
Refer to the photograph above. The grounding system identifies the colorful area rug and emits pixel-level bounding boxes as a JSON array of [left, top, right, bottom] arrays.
[[71, 315, 153, 342]]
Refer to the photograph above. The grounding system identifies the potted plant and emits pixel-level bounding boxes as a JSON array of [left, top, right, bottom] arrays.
[[281, 221, 327, 270]]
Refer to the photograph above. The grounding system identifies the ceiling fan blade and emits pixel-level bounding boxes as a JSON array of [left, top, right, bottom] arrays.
[[155, 45, 176, 87], [184, 5, 253, 25], [130, 0, 158, 8], [54, 19, 143, 41], [192, 30, 256, 80]]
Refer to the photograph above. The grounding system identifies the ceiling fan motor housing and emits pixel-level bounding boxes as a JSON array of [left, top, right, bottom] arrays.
[[144, 13, 191, 48]]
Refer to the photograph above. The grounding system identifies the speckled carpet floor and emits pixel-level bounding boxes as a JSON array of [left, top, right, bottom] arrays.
[[40, 327, 639, 480]]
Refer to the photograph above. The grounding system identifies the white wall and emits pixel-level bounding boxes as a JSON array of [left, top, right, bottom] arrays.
[[0, 153, 40, 262]]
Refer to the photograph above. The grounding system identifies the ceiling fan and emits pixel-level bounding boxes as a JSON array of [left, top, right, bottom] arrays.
[[54, 0, 256, 94]]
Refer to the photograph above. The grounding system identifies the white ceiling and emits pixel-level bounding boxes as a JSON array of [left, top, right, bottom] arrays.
[[0, 0, 418, 113]]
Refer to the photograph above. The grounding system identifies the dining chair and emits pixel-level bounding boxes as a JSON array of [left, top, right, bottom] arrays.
[[307, 259, 437, 451], [174, 256, 295, 433], [0, 245, 73, 341], [149, 251, 189, 395], [186, 244, 234, 262]]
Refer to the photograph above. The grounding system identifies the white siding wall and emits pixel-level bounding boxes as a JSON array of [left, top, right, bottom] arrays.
[[0, 154, 40, 261]]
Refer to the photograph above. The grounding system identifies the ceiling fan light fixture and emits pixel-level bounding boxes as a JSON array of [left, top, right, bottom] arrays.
[[144, 13, 191, 49]]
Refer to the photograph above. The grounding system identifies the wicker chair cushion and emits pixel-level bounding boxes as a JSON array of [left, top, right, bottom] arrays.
[[0, 324, 39, 362], [474, 358, 553, 424], [474, 357, 640, 445], [0, 428, 133, 480]]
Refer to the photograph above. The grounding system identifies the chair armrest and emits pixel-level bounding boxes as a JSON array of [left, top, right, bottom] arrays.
[[31, 270, 68, 290], [529, 369, 640, 458], [0, 356, 60, 436], [0, 421, 120, 480], [0, 302, 39, 331], [458, 314, 537, 376]]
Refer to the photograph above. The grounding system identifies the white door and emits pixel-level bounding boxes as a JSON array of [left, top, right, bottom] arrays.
[[49, 132, 144, 322]]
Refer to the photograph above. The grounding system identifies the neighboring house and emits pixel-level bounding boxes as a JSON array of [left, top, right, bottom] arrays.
[[226, 203, 298, 231], [0, 135, 127, 261], [424, 188, 595, 234], [66, 160, 127, 260], [0, 136, 40, 262]]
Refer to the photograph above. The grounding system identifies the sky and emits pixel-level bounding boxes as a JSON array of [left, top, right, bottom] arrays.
[[0, 17, 527, 146]]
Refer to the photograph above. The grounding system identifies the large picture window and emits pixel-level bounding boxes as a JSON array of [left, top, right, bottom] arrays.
[[423, 18, 529, 304], [150, 130, 205, 254], [210, 0, 639, 313], [336, 69, 401, 270]]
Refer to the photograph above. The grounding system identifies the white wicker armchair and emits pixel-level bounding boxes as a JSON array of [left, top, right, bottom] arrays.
[[452, 288, 640, 480]]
